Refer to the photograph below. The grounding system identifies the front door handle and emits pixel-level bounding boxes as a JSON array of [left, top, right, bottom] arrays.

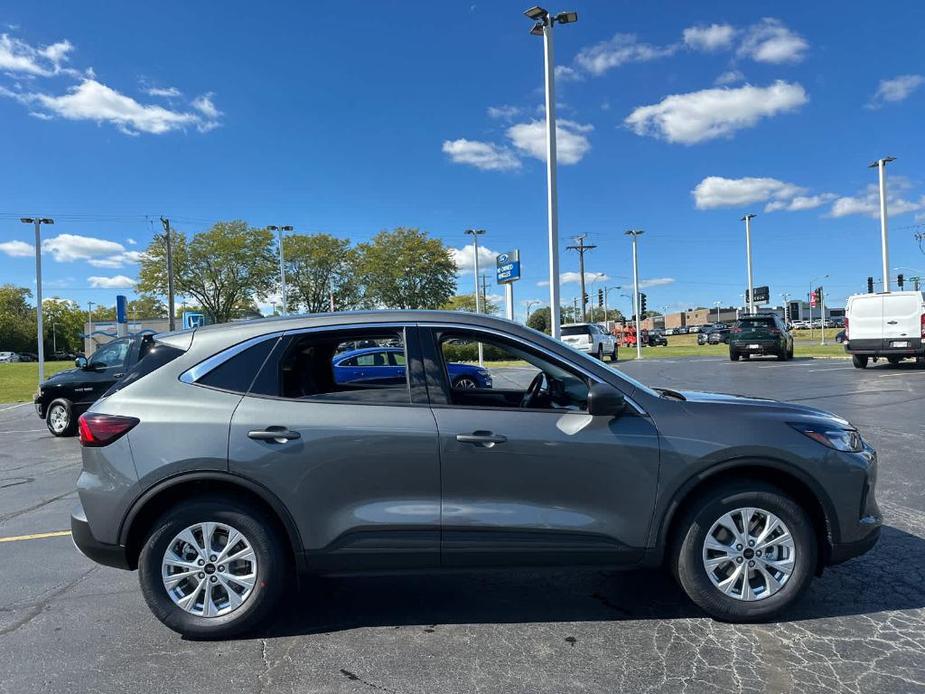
[[248, 426, 301, 443], [886, 320, 898, 325], [456, 431, 507, 447], [113, 372, 125, 378]]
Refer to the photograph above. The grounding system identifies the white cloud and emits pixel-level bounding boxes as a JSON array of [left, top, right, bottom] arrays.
[[715, 69, 744, 85], [0, 240, 35, 257], [487, 105, 522, 120], [554, 65, 582, 82], [442, 138, 521, 171], [867, 74, 924, 109], [126, 237, 137, 245], [191, 92, 220, 119], [88, 275, 136, 289], [41, 233, 125, 262], [625, 81, 808, 144], [0, 33, 74, 77], [683, 24, 736, 52], [765, 193, 836, 212], [692, 176, 805, 209], [829, 180, 925, 219], [574, 33, 676, 77], [560, 272, 611, 285], [87, 250, 146, 268], [506, 119, 593, 165], [639, 277, 675, 289], [451, 243, 502, 275], [145, 86, 182, 98], [738, 18, 808, 64]]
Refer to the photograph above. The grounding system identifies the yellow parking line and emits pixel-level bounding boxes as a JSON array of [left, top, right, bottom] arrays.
[[0, 530, 71, 544]]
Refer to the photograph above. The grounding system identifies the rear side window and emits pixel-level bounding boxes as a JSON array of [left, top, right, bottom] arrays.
[[102, 341, 185, 397], [198, 337, 279, 394], [561, 326, 591, 336]]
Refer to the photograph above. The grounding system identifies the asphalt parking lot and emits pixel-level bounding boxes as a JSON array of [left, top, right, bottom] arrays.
[[1, 356, 924, 693]]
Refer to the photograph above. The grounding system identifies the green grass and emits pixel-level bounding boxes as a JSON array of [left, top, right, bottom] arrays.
[[0, 361, 73, 403]]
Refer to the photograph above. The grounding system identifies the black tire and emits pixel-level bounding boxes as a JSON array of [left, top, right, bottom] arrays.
[[610, 346, 618, 362], [729, 351, 739, 361], [788, 345, 794, 360], [671, 481, 817, 622], [852, 354, 868, 369], [596, 344, 604, 360], [138, 497, 288, 639], [777, 349, 787, 361], [887, 356, 901, 366], [45, 398, 76, 437]]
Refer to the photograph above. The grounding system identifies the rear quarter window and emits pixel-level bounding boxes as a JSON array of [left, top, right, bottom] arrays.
[[102, 342, 185, 397], [197, 337, 279, 394]]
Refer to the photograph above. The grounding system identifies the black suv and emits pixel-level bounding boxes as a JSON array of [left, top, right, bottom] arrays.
[[729, 314, 794, 361]]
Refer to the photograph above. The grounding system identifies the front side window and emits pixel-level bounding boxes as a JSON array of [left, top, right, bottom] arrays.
[[90, 339, 130, 369]]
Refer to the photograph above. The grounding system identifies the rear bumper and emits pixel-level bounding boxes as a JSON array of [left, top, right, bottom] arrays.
[[847, 337, 923, 356], [730, 340, 781, 355], [71, 502, 131, 570]]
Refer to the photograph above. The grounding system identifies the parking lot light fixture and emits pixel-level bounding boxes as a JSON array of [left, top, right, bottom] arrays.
[[625, 230, 644, 360], [741, 214, 757, 315], [524, 6, 577, 341], [869, 156, 896, 293], [20, 216, 53, 384], [465, 229, 486, 365], [267, 226, 294, 315]]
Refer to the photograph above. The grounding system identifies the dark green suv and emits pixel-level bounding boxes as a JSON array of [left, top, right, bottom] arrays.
[[729, 314, 794, 361]]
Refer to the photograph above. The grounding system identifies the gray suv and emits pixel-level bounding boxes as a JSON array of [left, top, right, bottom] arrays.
[[71, 311, 881, 638]]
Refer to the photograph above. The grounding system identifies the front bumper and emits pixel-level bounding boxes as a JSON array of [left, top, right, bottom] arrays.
[[829, 522, 881, 564], [71, 502, 131, 570]]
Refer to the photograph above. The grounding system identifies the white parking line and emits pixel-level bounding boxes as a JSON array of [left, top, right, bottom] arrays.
[[807, 367, 856, 372], [0, 403, 29, 412]]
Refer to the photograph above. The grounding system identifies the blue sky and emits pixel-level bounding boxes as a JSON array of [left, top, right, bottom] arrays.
[[1, 1, 924, 321]]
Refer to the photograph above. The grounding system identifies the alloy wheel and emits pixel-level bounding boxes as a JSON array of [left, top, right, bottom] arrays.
[[701, 507, 795, 601], [49, 404, 69, 434], [161, 522, 257, 618], [455, 377, 478, 389]]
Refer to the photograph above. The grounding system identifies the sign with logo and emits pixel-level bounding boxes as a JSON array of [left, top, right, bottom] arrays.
[[183, 312, 206, 329], [496, 250, 521, 284], [745, 285, 770, 303]]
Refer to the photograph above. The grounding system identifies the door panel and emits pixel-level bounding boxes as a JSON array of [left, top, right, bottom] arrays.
[[229, 396, 441, 570], [433, 407, 660, 567]]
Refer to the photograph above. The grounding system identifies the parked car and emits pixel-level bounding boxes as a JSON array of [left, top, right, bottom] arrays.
[[70, 311, 880, 638], [560, 322, 618, 361], [708, 327, 732, 345], [835, 329, 846, 344], [16, 352, 38, 362], [845, 291, 925, 368], [333, 346, 491, 389], [51, 350, 80, 361], [675, 326, 689, 335], [34, 335, 158, 436], [0, 351, 21, 363], [791, 320, 809, 330], [687, 325, 702, 334], [831, 317, 845, 328], [647, 330, 668, 347], [664, 328, 676, 336], [728, 314, 794, 361], [697, 329, 710, 345]]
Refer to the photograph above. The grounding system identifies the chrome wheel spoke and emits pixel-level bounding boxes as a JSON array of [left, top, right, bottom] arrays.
[[224, 572, 256, 590], [217, 575, 244, 610]]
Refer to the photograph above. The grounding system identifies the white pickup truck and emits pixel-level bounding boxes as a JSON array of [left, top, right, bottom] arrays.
[[845, 291, 925, 368], [560, 322, 618, 361]]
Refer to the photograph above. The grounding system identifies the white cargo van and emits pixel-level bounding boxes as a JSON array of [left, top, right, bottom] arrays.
[[845, 291, 925, 368]]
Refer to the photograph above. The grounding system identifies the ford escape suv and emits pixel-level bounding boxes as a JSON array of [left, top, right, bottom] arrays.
[[71, 311, 881, 638]]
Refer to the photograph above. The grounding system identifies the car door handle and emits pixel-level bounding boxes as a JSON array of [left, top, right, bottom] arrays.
[[248, 426, 301, 443], [113, 372, 125, 378], [886, 320, 898, 325], [456, 431, 507, 447]]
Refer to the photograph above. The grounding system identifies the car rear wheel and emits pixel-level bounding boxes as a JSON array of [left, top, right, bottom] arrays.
[[887, 356, 901, 366], [852, 355, 868, 369], [729, 351, 739, 361], [453, 376, 478, 389], [672, 482, 816, 622], [610, 345, 618, 362], [138, 497, 287, 639], [46, 399, 76, 437], [596, 344, 604, 360]]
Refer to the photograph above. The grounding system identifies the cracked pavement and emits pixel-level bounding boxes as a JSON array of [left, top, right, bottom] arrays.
[[0, 357, 923, 693]]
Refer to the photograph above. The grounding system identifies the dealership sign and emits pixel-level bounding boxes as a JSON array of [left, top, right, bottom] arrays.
[[496, 250, 521, 284]]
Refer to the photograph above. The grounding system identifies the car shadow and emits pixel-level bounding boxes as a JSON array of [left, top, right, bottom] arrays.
[[245, 525, 924, 639]]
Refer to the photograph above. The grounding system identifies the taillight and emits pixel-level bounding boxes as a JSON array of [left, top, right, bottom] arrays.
[[731, 327, 741, 334], [844, 318, 849, 340], [921, 314, 925, 339], [78, 413, 139, 447]]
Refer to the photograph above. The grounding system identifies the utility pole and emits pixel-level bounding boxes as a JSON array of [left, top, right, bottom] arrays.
[[820, 286, 827, 346], [267, 225, 294, 316], [525, 299, 541, 325], [566, 235, 596, 321], [87, 301, 95, 356], [465, 229, 486, 365], [160, 217, 176, 331], [741, 214, 757, 315], [20, 217, 53, 383], [869, 157, 895, 293], [625, 230, 645, 360], [479, 274, 490, 310]]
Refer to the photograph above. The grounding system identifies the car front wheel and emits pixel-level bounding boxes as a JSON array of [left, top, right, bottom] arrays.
[[729, 351, 739, 361], [46, 399, 76, 437], [138, 497, 287, 639], [672, 482, 816, 622]]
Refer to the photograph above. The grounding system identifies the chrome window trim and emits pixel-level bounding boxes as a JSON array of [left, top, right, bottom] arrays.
[[179, 332, 284, 384]]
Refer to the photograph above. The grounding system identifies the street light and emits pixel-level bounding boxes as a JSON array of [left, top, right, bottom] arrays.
[[465, 229, 486, 365], [603, 285, 622, 325], [713, 300, 722, 324], [869, 156, 896, 293], [741, 213, 757, 315], [524, 299, 542, 325], [20, 217, 53, 384], [625, 230, 644, 360], [895, 266, 923, 291], [266, 225, 294, 315], [524, 6, 578, 341]]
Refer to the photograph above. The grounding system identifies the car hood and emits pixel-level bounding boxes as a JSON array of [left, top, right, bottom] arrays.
[[676, 389, 850, 425], [41, 367, 81, 385]]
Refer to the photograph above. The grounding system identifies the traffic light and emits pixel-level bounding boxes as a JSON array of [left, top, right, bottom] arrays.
[[898, 273, 905, 289], [583, 292, 589, 305], [639, 293, 647, 315], [867, 276, 874, 293], [814, 287, 823, 304], [597, 288, 604, 308]]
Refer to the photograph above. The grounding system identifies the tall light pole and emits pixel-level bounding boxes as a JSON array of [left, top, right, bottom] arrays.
[[869, 156, 895, 293], [741, 213, 757, 315], [525, 299, 542, 325], [525, 6, 578, 341], [625, 230, 645, 360], [465, 229, 486, 365], [781, 292, 791, 325], [603, 286, 621, 325], [714, 300, 722, 324], [20, 217, 53, 383], [87, 301, 95, 356], [267, 225, 294, 315]]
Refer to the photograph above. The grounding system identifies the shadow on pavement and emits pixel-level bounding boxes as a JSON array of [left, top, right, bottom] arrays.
[[247, 525, 924, 639]]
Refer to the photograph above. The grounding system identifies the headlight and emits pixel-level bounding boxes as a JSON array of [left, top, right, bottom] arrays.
[[790, 422, 863, 452]]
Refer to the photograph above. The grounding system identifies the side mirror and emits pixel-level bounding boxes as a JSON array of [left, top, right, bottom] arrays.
[[587, 382, 626, 417], [75, 356, 88, 369]]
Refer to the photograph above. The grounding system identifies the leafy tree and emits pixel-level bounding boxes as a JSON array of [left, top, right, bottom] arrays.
[[128, 296, 167, 318], [138, 221, 277, 324], [0, 285, 35, 351], [42, 298, 87, 354], [284, 233, 361, 313], [441, 292, 499, 315], [355, 228, 456, 309], [526, 306, 550, 333]]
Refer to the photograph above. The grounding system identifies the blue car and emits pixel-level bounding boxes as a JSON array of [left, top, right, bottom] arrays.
[[333, 346, 492, 388]]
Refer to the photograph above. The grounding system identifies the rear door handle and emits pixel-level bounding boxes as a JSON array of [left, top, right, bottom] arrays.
[[456, 431, 507, 447], [886, 320, 898, 324], [248, 426, 301, 443]]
